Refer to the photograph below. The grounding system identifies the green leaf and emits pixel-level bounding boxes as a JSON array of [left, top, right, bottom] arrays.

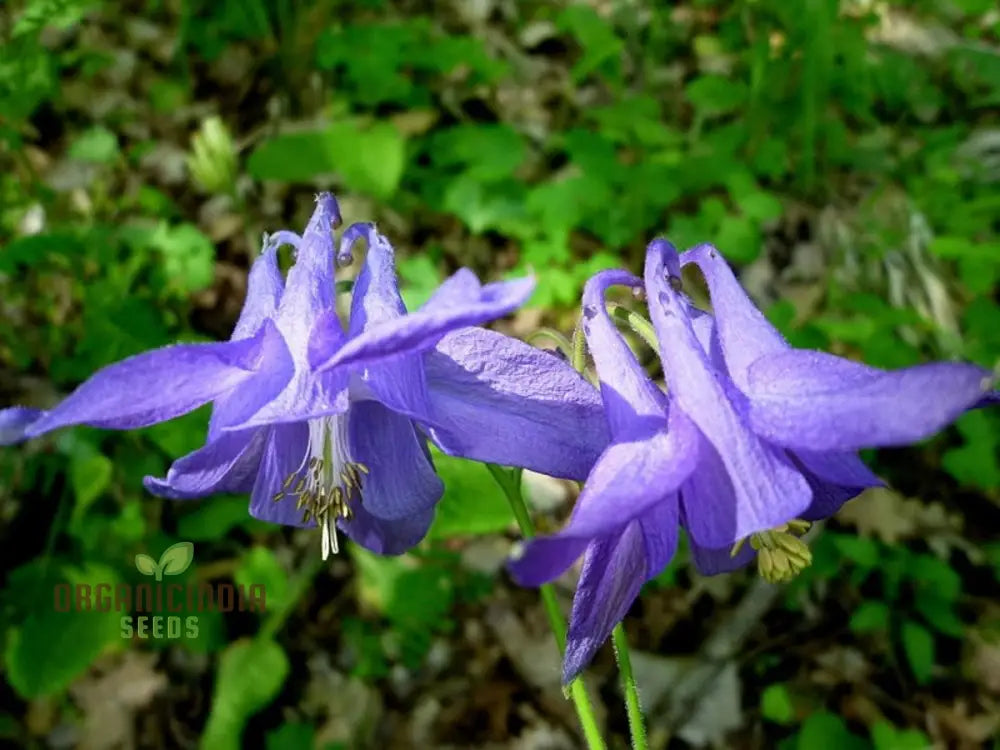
[[151, 223, 216, 294], [900, 620, 935, 684], [235, 547, 288, 613], [914, 594, 964, 638], [427, 124, 527, 180], [832, 534, 881, 569], [738, 191, 784, 223], [177, 496, 265, 540], [158, 542, 195, 577], [685, 75, 748, 117], [942, 410, 1000, 490], [761, 683, 795, 725], [248, 121, 408, 198], [849, 600, 890, 634], [397, 254, 442, 310], [797, 711, 866, 750], [69, 450, 113, 515], [715, 214, 760, 263], [871, 721, 931, 750], [247, 130, 339, 182], [556, 5, 623, 82], [908, 554, 962, 601], [134, 554, 157, 577], [266, 723, 315, 750], [68, 125, 119, 164], [327, 120, 406, 198], [5, 565, 122, 698], [201, 638, 290, 750], [428, 451, 512, 538]]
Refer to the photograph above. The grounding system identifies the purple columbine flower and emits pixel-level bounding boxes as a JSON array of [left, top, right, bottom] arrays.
[[509, 268, 702, 683], [646, 239, 995, 571], [1, 194, 608, 558], [510, 239, 995, 683]]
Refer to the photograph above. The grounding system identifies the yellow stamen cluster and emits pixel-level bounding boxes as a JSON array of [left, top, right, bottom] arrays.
[[731, 519, 813, 584], [272, 458, 369, 558]]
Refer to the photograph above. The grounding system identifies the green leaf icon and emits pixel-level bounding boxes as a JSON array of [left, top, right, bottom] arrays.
[[158, 542, 194, 579], [135, 554, 157, 577]]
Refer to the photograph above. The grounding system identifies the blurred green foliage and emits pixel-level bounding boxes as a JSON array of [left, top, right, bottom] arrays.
[[1, 0, 998, 747]]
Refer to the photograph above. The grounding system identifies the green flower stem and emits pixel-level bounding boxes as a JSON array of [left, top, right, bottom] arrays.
[[487, 464, 606, 750], [571, 319, 589, 375], [526, 328, 575, 361], [610, 305, 659, 352], [612, 623, 648, 750]]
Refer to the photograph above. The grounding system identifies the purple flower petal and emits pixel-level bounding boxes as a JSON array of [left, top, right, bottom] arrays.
[[339, 503, 437, 556], [645, 242, 812, 541], [688, 538, 756, 576], [348, 399, 444, 521], [793, 449, 883, 488], [790, 450, 884, 520], [208, 246, 288, 439], [25, 319, 292, 439], [745, 349, 993, 451], [421, 328, 610, 481], [562, 501, 678, 683], [343, 223, 406, 337], [315, 268, 535, 373], [678, 434, 744, 548], [144, 428, 266, 499], [249, 422, 311, 527], [581, 269, 668, 439], [680, 243, 789, 390], [508, 427, 694, 583], [231, 244, 285, 340], [0, 407, 43, 446], [239, 194, 345, 427], [973, 389, 1000, 409], [507, 535, 591, 587]]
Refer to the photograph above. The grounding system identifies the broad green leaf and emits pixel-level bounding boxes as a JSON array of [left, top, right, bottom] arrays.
[[900, 620, 934, 684], [760, 683, 795, 725], [797, 711, 866, 750], [870, 721, 931, 750], [151, 223, 216, 294], [134, 554, 157, 577], [849, 600, 889, 634], [176, 496, 266, 540], [685, 75, 748, 117], [266, 723, 315, 750], [427, 124, 527, 180], [246, 130, 338, 182], [428, 451, 512, 538], [68, 125, 119, 164], [914, 594, 964, 638], [942, 410, 1000, 491], [832, 534, 880, 569], [397, 254, 442, 311], [327, 120, 407, 199], [69, 450, 113, 516], [200, 638, 290, 750], [738, 191, 784, 223], [556, 4, 623, 82], [143, 407, 211, 460], [235, 547, 288, 612], [159, 542, 195, 577], [5, 565, 122, 698], [909, 554, 962, 601], [715, 214, 760, 263]]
